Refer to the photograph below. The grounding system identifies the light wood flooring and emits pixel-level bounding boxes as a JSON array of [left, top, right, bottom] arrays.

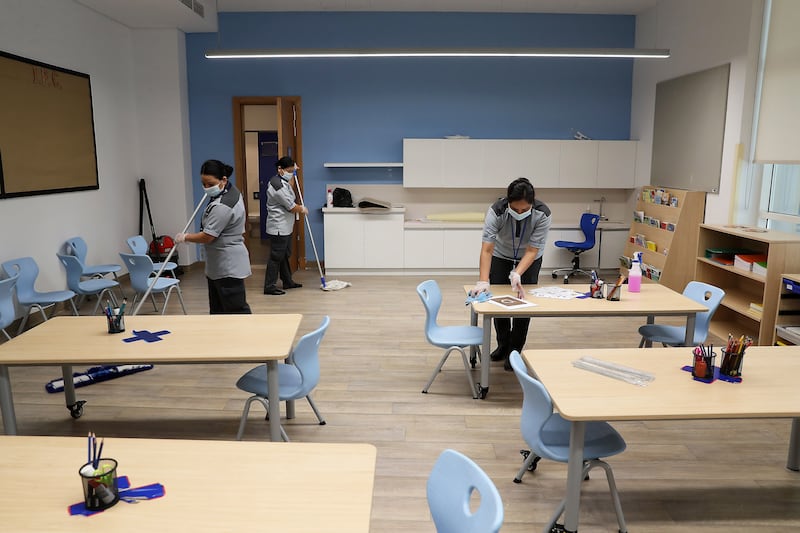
[[3, 266, 799, 532]]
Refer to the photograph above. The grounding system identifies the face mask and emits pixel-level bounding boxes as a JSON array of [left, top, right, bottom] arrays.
[[507, 207, 532, 221], [204, 183, 223, 198], [280, 169, 294, 180]]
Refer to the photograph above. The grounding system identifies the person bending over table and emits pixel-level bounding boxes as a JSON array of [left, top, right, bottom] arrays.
[[469, 177, 551, 370]]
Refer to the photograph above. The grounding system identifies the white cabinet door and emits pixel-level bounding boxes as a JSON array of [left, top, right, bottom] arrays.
[[597, 141, 637, 188], [442, 139, 485, 187], [559, 141, 598, 188], [363, 214, 404, 268], [404, 230, 444, 268], [403, 139, 443, 187], [324, 214, 364, 268], [521, 140, 560, 188], [481, 140, 523, 188], [443, 229, 482, 269], [599, 229, 629, 269]]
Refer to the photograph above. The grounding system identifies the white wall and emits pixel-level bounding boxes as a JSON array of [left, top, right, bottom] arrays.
[[631, 0, 764, 225], [0, 0, 194, 301]]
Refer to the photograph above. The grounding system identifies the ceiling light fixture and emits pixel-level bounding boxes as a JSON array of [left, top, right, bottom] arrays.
[[204, 47, 670, 60]]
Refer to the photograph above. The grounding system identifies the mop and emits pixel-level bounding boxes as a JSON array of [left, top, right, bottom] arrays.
[[294, 175, 350, 291]]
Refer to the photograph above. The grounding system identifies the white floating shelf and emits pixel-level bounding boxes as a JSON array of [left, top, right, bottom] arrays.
[[323, 162, 403, 168]]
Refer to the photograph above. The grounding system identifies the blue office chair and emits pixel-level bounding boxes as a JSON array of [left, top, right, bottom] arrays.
[[235, 316, 330, 441], [62, 236, 122, 281], [119, 253, 186, 315], [509, 351, 627, 533], [1, 257, 78, 335], [551, 213, 600, 284], [0, 274, 20, 341], [417, 280, 482, 399], [427, 449, 504, 533], [126, 235, 177, 278], [56, 254, 119, 316], [638, 281, 725, 347]]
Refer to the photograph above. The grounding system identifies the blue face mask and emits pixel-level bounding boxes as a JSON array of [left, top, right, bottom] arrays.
[[280, 169, 294, 180], [507, 207, 532, 221], [204, 183, 223, 198]]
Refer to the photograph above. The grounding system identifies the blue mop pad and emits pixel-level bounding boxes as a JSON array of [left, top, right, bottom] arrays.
[[45, 364, 154, 393]]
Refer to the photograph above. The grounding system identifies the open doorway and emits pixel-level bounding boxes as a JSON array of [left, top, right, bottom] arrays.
[[232, 96, 305, 271]]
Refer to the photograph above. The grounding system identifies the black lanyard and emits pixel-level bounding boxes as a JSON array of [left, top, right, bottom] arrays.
[[510, 217, 529, 266]]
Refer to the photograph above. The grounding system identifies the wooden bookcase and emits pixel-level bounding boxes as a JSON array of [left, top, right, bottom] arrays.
[[695, 225, 800, 346], [623, 186, 706, 292], [774, 274, 800, 345]]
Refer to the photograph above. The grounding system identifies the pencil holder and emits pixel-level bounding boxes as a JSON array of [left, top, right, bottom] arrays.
[[606, 286, 621, 301], [691, 353, 716, 382], [719, 348, 744, 378], [590, 281, 605, 299], [106, 313, 125, 334], [79, 458, 119, 510]]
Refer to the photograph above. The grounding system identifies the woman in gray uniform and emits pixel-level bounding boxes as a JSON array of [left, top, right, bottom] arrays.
[[176, 159, 252, 314], [469, 177, 551, 370]]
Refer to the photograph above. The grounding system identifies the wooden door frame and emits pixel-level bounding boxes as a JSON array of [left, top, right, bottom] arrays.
[[232, 96, 305, 270]]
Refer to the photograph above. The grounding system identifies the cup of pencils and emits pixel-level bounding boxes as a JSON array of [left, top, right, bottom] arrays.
[[105, 299, 126, 334], [720, 335, 751, 378], [691, 345, 716, 382], [606, 274, 626, 301], [79, 433, 118, 510]]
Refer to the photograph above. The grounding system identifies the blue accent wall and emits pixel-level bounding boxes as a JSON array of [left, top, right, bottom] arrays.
[[186, 12, 635, 259]]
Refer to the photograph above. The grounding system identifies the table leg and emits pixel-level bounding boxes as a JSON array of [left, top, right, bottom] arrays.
[[469, 306, 478, 362], [788, 418, 800, 471], [62, 365, 76, 409], [266, 360, 282, 442], [563, 421, 586, 532], [0, 364, 18, 435], [479, 315, 492, 399], [684, 313, 696, 347]]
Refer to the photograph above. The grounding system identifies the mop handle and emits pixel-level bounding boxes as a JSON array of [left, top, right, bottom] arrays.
[[132, 193, 208, 316], [293, 175, 326, 283]]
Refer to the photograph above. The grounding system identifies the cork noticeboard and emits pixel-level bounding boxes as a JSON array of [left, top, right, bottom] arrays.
[[0, 51, 99, 199]]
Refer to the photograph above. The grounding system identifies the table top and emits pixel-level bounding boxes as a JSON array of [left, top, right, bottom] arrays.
[[0, 314, 302, 365], [0, 436, 376, 532], [466, 283, 708, 317], [522, 346, 800, 422]]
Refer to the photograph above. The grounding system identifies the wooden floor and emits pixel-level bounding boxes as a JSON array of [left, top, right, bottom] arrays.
[[3, 265, 799, 532]]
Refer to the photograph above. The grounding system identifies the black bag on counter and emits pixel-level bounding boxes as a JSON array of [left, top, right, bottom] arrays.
[[332, 187, 353, 208]]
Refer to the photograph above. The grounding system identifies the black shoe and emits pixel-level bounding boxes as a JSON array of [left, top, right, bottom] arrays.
[[504, 357, 513, 372], [490, 346, 509, 362], [263, 287, 285, 295], [283, 282, 303, 289]]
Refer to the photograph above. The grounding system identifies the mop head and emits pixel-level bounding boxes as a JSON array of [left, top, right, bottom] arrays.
[[321, 279, 351, 291]]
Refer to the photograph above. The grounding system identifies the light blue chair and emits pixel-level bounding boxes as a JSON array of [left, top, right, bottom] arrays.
[[1, 257, 78, 335], [638, 281, 725, 347], [418, 280, 482, 399], [426, 449, 504, 533], [119, 253, 186, 315], [62, 236, 122, 281], [551, 212, 600, 283], [56, 253, 119, 316], [235, 316, 330, 441], [0, 274, 19, 341], [509, 351, 627, 532], [126, 235, 177, 277]]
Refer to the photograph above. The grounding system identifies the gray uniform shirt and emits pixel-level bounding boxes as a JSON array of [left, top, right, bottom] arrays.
[[200, 183, 252, 280], [482, 198, 552, 262], [266, 174, 297, 236]]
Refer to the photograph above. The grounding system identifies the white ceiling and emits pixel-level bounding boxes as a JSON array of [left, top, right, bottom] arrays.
[[73, 0, 657, 33]]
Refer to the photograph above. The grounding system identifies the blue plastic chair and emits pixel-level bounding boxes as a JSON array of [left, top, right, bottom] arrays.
[[509, 351, 627, 532], [551, 213, 600, 283], [638, 281, 725, 347], [1, 257, 78, 334], [0, 274, 19, 341], [119, 253, 186, 315], [126, 235, 177, 277], [418, 280, 482, 399], [235, 316, 330, 441], [62, 236, 122, 281], [426, 449, 504, 533], [56, 253, 119, 316]]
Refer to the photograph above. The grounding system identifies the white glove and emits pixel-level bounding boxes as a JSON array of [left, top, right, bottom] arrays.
[[469, 281, 490, 297], [300, 205, 309, 215], [509, 271, 524, 298], [174, 232, 186, 244]]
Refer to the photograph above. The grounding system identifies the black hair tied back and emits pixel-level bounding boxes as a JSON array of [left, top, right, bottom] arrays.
[[200, 159, 233, 180]]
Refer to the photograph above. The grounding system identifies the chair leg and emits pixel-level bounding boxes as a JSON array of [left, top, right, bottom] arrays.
[[586, 459, 627, 533], [15, 308, 32, 336], [513, 450, 540, 483], [1, 329, 10, 341], [422, 346, 477, 399], [305, 394, 326, 425], [175, 286, 187, 315], [160, 290, 171, 315], [149, 293, 159, 312], [236, 395, 268, 440], [638, 336, 646, 348]]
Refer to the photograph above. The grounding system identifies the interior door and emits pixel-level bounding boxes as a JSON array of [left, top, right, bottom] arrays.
[[277, 96, 305, 271]]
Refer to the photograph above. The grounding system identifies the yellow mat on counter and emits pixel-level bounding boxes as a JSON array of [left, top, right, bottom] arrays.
[[426, 212, 486, 222]]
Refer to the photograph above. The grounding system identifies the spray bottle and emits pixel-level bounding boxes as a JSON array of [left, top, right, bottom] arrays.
[[326, 188, 333, 208], [628, 251, 642, 293]]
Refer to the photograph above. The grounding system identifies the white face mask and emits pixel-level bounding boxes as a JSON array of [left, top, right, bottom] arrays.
[[204, 183, 223, 198], [507, 207, 532, 221], [280, 168, 294, 180]]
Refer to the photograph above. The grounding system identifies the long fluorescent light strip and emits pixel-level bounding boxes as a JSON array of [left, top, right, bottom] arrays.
[[205, 48, 670, 59]]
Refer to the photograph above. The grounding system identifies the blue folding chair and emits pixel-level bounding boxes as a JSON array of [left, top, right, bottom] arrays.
[[126, 235, 177, 277], [638, 281, 725, 347], [56, 254, 119, 315], [62, 236, 122, 281], [551, 213, 600, 283], [119, 253, 186, 315]]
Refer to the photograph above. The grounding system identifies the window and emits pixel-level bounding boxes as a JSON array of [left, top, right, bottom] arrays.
[[759, 163, 800, 233]]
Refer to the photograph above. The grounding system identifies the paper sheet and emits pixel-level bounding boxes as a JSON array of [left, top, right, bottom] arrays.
[[528, 286, 585, 299], [487, 295, 537, 309]]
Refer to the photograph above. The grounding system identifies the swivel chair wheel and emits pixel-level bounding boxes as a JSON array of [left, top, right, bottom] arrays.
[[551, 272, 557, 279], [69, 400, 86, 419]]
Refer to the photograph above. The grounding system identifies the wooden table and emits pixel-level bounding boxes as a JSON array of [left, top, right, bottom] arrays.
[[522, 346, 800, 533], [0, 314, 302, 441], [0, 436, 376, 532], [466, 283, 708, 398]]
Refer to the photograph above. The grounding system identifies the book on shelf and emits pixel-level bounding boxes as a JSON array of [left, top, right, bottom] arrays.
[[749, 301, 764, 315], [752, 260, 767, 276], [734, 253, 767, 272]]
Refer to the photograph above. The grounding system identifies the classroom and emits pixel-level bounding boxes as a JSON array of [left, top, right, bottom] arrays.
[[0, 0, 799, 531]]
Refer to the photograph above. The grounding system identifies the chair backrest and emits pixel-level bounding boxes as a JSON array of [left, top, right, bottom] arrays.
[[509, 351, 557, 457], [1, 257, 38, 301], [416, 280, 443, 337], [0, 274, 19, 332], [119, 253, 158, 294], [578, 212, 601, 248], [127, 235, 148, 255], [62, 236, 88, 264], [56, 253, 85, 293], [426, 448, 504, 533], [290, 315, 330, 397], [683, 281, 725, 341]]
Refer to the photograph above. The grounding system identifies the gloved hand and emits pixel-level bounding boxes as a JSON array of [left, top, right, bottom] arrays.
[[300, 205, 309, 215], [174, 232, 186, 244], [509, 271, 524, 298], [469, 281, 490, 298]]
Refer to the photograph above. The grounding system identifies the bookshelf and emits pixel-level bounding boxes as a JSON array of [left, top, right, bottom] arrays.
[[623, 186, 706, 292], [695, 225, 800, 346], [775, 274, 800, 345]]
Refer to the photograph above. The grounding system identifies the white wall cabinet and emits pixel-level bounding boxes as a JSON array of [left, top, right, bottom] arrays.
[[323, 210, 404, 269]]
